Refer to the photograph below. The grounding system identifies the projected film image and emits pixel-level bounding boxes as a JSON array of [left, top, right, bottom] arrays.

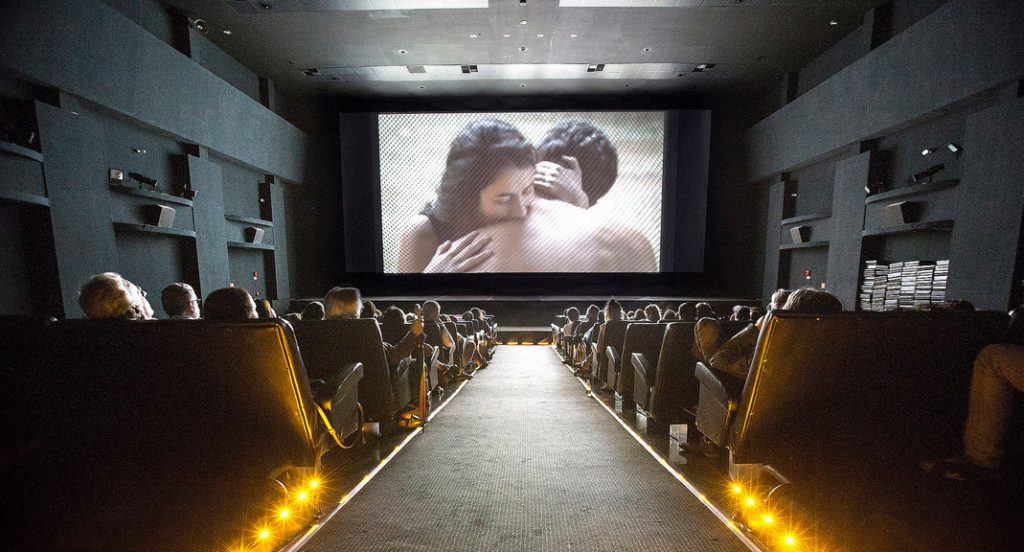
[[379, 112, 665, 273]]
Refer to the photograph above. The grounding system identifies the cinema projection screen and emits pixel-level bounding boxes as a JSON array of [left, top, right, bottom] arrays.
[[379, 111, 665, 274]]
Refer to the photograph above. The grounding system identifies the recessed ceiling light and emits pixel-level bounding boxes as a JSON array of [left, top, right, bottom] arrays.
[[418, 85, 425, 89], [398, 49, 408, 54], [642, 47, 651, 52], [520, 20, 528, 25], [222, 29, 232, 35], [520, 84, 526, 88], [503, 33, 511, 38], [624, 84, 631, 87], [537, 33, 544, 38], [569, 33, 578, 38], [469, 33, 478, 38], [520, 46, 528, 51], [829, 19, 839, 26], [520, 1, 527, 5]]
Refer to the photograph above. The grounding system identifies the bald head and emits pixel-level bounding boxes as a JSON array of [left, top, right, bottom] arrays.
[[79, 272, 153, 320], [422, 301, 441, 320]]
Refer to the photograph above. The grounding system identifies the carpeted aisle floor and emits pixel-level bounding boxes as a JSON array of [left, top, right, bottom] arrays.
[[303, 346, 749, 552]]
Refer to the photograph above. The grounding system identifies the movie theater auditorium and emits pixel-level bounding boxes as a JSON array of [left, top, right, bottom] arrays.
[[1, 1, 1022, 551]]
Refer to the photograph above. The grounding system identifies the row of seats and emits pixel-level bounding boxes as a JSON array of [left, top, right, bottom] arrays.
[[565, 310, 1008, 484], [0, 312, 496, 550]]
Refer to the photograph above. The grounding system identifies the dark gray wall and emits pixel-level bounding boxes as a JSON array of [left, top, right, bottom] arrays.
[[0, 0, 339, 317], [749, 0, 1024, 310]]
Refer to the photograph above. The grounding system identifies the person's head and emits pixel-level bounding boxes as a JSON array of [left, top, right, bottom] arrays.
[[204, 287, 257, 321], [678, 302, 696, 321], [301, 301, 325, 321], [360, 300, 379, 319], [604, 299, 624, 321], [432, 119, 536, 234], [283, 312, 303, 324], [585, 304, 600, 321], [324, 287, 362, 319], [662, 309, 678, 321], [768, 289, 791, 312], [565, 307, 580, 322], [537, 120, 618, 207], [411, 303, 423, 316], [695, 302, 714, 319], [161, 283, 199, 319], [461, 311, 474, 321], [644, 304, 661, 321], [944, 299, 975, 313], [381, 305, 406, 326], [750, 307, 764, 321], [735, 306, 751, 321], [781, 288, 842, 314], [255, 299, 276, 319], [78, 272, 153, 320], [470, 307, 485, 321], [423, 301, 441, 321]]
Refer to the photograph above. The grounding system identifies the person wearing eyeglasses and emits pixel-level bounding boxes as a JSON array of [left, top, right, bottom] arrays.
[[161, 282, 200, 319]]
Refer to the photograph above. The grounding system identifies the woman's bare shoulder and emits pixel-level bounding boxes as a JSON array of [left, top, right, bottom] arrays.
[[397, 215, 439, 272]]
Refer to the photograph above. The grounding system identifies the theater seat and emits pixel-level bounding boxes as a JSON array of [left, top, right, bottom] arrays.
[[692, 310, 1008, 480], [293, 319, 412, 423], [0, 319, 321, 551], [598, 320, 630, 384], [635, 321, 748, 426], [615, 322, 669, 404]]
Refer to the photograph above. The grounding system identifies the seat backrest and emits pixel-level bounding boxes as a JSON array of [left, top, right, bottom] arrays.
[[573, 319, 595, 338], [650, 321, 748, 422], [455, 321, 470, 338], [730, 310, 1008, 473], [597, 320, 630, 380], [617, 322, 670, 399], [2, 319, 319, 551], [422, 320, 444, 348], [293, 318, 397, 420]]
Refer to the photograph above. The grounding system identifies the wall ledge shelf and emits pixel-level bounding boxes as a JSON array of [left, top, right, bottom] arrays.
[[862, 220, 954, 237], [0, 141, 44, 163], [109, 184, 194, 207], [865, 179, 958, 204], [780, 240, 829, 250], [781, 213, 830, 225], [225, 214, 273, 227], [228, 241, 274, 251], [0, 189, 50, 207], [113, 222, 196, 238]]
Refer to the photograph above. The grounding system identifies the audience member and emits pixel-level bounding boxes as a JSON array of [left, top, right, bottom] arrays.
[[324, 287, 422, 369], [694, 302, 715, 319], [924, 306, 1024, 481], [422, 300, 474, 380], [943, 299, 976, 313], [379, 306, 408, 345], [361, 300, 380, 319], [695, 288, 842, 381], [749, 307, 764, 321], [604, 299, 625, 321], [731, 306, 751, 322], [767, 288, 791, 313], [563, 307, 580, 337], [204, 287, 258, 321], [662, 309, 679, 321], [283, 312, 302, 324], [161, 283, 199, 319], [301, 301, 326, 321], [255, 298, 276, 319], [78, 272, 153, 320], [644, 304, 661, 322], [678, 302, 696, 321]]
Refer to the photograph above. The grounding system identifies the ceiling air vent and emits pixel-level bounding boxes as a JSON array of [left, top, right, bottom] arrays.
[[406, 65, 426, 74], [693, 63, 716, 73], [460, 64, 479, 74], [302, 68, 320, 77], [586, 64, 605, 72]]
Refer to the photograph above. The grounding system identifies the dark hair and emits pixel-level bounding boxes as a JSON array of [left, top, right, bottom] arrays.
[[161, 283, 195, 317], [361, 300, 379, 319], [644, 304, 662, 321], [604, 298, 624, 321], [736, 307, 751, 321], [204, 288, 255, 321], [677, 302, 696, 321], [662, 309, 678, 320], [301, 301, 325, 321], [424, 119, 535, 239], [537, 120, 618, 206], [565, 307, 580, 322], [255, 299, 276, 319], [695, 302, 715, 319]]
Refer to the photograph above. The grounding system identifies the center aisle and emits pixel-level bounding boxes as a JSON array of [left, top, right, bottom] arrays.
[[304, 346, 749, 552]]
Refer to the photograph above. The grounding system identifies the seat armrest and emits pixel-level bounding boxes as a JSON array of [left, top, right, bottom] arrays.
[[605, 346, 620, 372], [310, 362, 364, 409], [631, 352, 655, 383], [694, 361, 741, 405]]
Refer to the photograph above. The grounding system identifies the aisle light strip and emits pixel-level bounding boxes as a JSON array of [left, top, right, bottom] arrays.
[[575, 373, 764, 552], [281, 379, 470, 552]]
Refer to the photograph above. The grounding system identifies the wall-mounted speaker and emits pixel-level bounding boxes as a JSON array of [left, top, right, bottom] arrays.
[[884, 201, 918, 226], [789, 225, 810, 244], [244, 226, 265, 244], [142, 204, 176, 228]]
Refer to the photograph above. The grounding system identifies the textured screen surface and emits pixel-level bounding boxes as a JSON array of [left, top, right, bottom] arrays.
[[379, 112, 664, 273]]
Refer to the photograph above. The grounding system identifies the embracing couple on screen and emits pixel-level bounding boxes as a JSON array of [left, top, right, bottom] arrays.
[[397, 118, 657, 274]]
